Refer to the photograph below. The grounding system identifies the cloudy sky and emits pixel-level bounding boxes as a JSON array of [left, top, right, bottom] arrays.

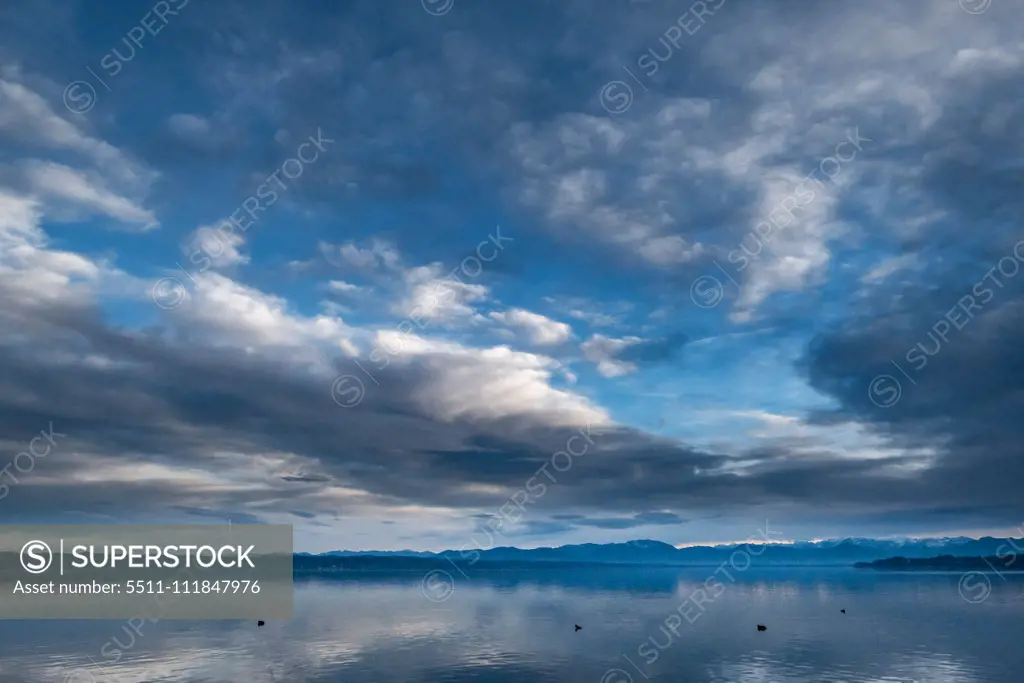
[[0, 0, 1022, 552]]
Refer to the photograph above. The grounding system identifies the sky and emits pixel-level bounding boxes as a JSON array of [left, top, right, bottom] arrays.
[[0, 0, 1022, 553]]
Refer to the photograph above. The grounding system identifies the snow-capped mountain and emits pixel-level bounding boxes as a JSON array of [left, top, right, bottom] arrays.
[[302, 536, 1023, 567]]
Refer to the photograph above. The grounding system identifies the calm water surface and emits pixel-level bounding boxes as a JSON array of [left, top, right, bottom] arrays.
[[1, 568, 1021, 682]]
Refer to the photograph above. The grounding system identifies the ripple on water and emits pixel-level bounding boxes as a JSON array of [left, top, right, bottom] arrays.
[[0, 571, 1021, 682]]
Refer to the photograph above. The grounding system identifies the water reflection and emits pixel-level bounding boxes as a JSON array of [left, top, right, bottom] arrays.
[[0, 568, 1021, 682]]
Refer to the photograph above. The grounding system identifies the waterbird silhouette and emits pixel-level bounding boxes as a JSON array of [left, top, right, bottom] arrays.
[[257, 620, 265, 627], [574, 624, 582, 632], [756, 624, 767, 631], [841, 609, 846, 614]]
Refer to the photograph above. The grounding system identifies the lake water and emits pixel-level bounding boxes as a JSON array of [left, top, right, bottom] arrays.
[[1, 567, 1021, 682]]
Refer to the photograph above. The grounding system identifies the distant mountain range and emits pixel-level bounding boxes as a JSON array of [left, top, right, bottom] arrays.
[[293, 536, 1024, 570], [856, 554, 1024, 571]]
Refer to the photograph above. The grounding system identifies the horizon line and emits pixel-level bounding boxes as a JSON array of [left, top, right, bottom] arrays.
[[305, 533, 1023, 554]]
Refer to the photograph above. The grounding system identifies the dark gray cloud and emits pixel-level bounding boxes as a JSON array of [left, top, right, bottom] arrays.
[[0, 280, 966, 529], [280, 474, 333, 483], [801, 40, 1024, 531]]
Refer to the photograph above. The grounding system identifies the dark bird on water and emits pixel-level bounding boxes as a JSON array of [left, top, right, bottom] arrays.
[[841, 609, 846, 614], [574, 624, 582, 632], [257, 620, 265, 627], [756, 624, 767, 631]]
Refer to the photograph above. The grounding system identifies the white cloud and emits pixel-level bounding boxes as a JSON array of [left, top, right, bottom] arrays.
[[372, 331, 609, 427], [0, 74, 159, 233], [861, 254, 918, 284], [508, 104, 712, 266], [170, 272, 360, 360], [946, 46, 1024, 77], [394, 263, 490, 327], [568, 309, 620, 327], [580, 334, 644, 377], [321, 239, 400, 271], [0, 74, 157, 195], [17, 160, 157, 228], [636, 235, 705, 266], [489, 308, 572, 346], [168, 113, 214, 142], [727, 410, 937, 469], [0, 191, 96, 306], [186, 225, 249, 268], [543, 296, 630, 329], [327, 280, 363, 294], [0, 189, 142, 315], [729, 166, 847, 323]]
